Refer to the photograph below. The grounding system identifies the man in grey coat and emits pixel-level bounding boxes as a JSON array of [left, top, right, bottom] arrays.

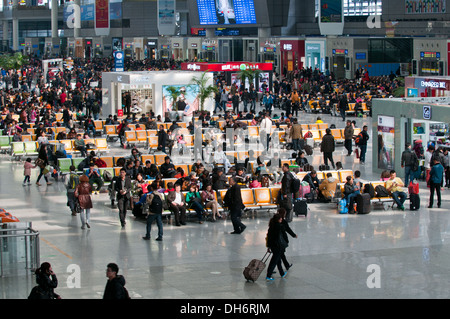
[[344, 120, 354, 156]]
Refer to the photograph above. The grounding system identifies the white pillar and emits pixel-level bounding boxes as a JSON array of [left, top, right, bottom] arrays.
[[74, 0, 81, 38], [51, 0, 58, 38], [12, 0, 18, 51]]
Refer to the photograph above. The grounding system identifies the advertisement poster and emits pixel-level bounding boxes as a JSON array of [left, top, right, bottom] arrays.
[[158, 0, 176, 35], [162, 85, 200, 117], [95, 0, 110, 35], [320, 0, 342, 23], [377, 115, 395, 170]]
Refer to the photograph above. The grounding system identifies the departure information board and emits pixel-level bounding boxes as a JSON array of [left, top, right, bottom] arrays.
[[197, 0, 257, 25]]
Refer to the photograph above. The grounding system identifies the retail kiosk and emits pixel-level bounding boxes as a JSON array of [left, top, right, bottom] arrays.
[[372, 96, 450, 179], [180, 61, 274, 93], [101, 71, 214, 120]]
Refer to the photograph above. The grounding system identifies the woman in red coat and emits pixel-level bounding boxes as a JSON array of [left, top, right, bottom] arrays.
[[75, 175, 93, 229]]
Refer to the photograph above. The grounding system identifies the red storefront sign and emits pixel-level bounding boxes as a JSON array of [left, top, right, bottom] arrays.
[[181, 62, 273, 72]]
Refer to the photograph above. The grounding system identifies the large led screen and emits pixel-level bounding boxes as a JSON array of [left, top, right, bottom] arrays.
[[197, 0, 257, 25]]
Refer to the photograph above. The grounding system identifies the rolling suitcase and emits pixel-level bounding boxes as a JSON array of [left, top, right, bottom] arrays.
[[294, 198, 308, 217], [243, 252, 271, 282], [410, 193, 420, 211], [356, 193, 371, 214]]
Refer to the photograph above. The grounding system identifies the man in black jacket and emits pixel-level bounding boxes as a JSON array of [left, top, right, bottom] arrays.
[[160, 156, 176, 178], [280, 163, 294, 222], [114, 168, 132, 227], [103, 263, 129, 299], [401, 142, 419, 187], [320, 128, 336, 169], [224, 177, 246, 234], [357, 125, 370, 165]]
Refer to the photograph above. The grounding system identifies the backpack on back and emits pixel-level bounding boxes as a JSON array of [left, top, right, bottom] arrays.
[[290, 173, 300, 194], [68, 173, 80, 190], [148, 193, 163, 214]]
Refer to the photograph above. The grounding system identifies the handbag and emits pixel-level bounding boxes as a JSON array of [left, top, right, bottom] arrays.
[[35, 158, 45, 168]]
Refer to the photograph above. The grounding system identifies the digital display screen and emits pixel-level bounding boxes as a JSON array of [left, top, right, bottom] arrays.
[[197, 0, 257, 25]]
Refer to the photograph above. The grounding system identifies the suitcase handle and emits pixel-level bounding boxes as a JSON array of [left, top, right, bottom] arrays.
[[261, 251, 272, 263]]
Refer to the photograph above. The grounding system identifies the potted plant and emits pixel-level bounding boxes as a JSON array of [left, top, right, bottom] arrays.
[[190, 71, 218, 111]]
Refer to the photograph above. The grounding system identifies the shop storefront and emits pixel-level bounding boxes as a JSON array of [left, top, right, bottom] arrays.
[[171, 38, 187, 61], [145, 39, 158, 60], [305, 40, 326, 73], [279, 39, 305, 78], [101, 71, 214, 119], [187, 38, 202, 61], [405, 76, 450, 97], [372, 96, 450, 179], [180, 61, 273, 92], [200, 39, 218, 62], [419, 51, 444, 76]]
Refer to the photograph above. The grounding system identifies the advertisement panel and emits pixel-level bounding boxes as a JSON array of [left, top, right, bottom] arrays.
[[377, 115, 395, 170]]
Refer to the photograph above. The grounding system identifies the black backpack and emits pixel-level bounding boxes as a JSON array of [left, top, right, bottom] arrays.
[[363, 183, 375, 198], [375, 185, 390, 198], [149, 193, 163, 214], [290, 174, 301, 194]]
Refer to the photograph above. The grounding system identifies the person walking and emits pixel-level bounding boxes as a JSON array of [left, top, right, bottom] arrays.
[[401, 142, 419, 187], [28, 262, 61, 299], [343, 120, 354, 156], [75, 175, 93, 229], [278, 208, 297, 271], [142, 182, 164, 241], [224, 177, 246, 234], [320, 128, 336, 169], [429, 158, 444, 208], [35, 144, 52, 186], [290, 118, 303, 152], [103, 263, 129, 299], [338, 94, 348, 121], [23, 157, 36, 186], [357, 125, 370, 165], [260, 112, 273, 151], [65, 165, 80, 216], [265, 214, 288, 281], [114, 168, 132, 228]]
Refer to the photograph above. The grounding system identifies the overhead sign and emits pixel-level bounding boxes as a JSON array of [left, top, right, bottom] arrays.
[[423, 105, 432, 120], [180, 62, 273, 72], [114, 51, 124, 72]]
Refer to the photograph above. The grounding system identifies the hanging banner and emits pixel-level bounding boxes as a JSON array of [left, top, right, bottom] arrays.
[[95, 0, 110, 36], [158, 0, 176, 36]]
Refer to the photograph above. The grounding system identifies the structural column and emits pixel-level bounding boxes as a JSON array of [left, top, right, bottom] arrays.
[[2, 20, 8, 42], [12, 0, 18, 51], [74, 0, 81, 38], [51, 0, 58, 38]]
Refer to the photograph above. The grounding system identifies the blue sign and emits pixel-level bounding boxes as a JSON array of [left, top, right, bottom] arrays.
[[114, 51, 124, 72], [423, 105, 432, 120]]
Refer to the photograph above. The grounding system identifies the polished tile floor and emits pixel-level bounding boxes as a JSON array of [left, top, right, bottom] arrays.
[[1, 111, 450, 300]]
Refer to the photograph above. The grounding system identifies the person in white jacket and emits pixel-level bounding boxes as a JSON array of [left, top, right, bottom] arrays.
[[260, 112, 273, 151]]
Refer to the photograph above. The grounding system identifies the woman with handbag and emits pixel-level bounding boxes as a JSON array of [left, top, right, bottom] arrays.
[[201, 184, 221, 221], [265, 214, 288, 281], [185, 184, 205, 224], [36, 144, 52, 186]]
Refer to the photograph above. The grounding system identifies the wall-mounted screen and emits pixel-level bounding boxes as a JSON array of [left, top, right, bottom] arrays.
[[197, 0, 257, 25]]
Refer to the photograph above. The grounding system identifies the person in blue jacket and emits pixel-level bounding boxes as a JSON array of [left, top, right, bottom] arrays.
[[429, 158, 444, 208]]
